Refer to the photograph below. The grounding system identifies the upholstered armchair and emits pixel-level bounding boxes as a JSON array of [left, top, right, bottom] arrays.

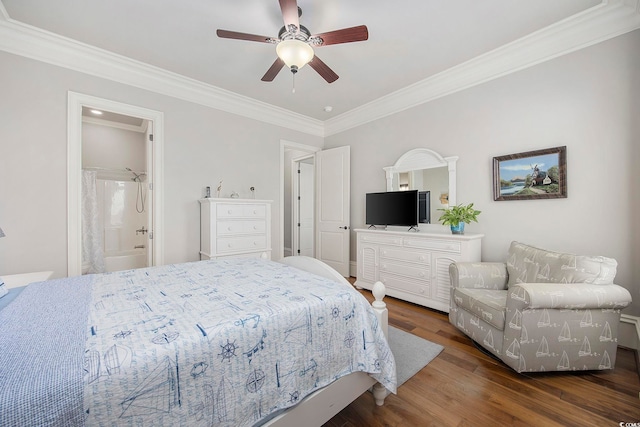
[[449, 241, 632, 373]]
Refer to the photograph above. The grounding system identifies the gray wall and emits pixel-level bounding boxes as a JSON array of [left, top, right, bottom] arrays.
[[0, 51, 322, 278], [324, 30, 640, 315]]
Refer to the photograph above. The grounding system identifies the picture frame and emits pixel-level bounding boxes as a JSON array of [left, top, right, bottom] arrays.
[[493, 146, 567, 201]]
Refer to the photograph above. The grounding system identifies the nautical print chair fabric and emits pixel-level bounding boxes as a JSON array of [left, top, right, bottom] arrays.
[[449, 241, 632, 373]]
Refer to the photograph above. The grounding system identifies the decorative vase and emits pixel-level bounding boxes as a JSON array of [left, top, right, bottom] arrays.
[[450, 222, 465, 234]]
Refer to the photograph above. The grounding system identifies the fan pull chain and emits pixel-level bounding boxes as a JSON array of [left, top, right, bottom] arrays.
[[292, 72, 296, 94]]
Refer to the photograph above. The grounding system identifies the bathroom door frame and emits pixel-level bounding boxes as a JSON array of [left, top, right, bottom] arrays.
[[67, 91, 164, 276]]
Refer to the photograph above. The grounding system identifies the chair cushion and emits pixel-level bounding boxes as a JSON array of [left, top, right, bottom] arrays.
[[506, 241, 617, 288], [452, 288, 507, 330]]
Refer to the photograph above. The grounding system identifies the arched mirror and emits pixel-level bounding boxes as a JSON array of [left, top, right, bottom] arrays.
[[383, 148, 457, 224]]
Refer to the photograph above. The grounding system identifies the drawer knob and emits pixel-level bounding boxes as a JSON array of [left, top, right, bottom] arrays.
[[228, 210, 232, 214], [227, 227, 232, 231], [254, 241, 258, 246], [253, 225, 257, 230], [419, 256, 425, 261], [419, 272, 425, 278], [253, 210, 257, 214]]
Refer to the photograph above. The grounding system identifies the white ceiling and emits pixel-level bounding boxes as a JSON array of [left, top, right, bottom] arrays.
[[2, 0, 605, 122]]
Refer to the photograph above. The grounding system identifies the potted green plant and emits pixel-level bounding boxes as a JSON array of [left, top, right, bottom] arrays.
[[437, 203, 481, 234]]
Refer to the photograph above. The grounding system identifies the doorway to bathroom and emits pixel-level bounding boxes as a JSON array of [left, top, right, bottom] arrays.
[[67, 92, 164, 276], [82, 108, 151, 274]]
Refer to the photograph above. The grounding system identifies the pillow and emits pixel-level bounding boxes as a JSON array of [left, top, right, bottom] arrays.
[[0, 285, 27, 312], [0, 279, 7, 299], [506, 241, 617, 288]]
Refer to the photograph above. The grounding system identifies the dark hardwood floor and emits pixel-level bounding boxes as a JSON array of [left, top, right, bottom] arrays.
[[324, 285, 640, 427]]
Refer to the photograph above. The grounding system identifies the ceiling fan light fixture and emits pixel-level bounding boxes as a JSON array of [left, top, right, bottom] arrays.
[[276, 39, 314, 70]]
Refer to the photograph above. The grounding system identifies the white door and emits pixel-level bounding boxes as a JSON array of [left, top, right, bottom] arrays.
[[315, 146, 350, 276]]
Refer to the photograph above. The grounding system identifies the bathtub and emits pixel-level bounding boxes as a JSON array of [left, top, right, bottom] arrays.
[[103, 248, 147, 273]]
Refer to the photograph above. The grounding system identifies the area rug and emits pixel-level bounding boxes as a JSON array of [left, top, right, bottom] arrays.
[[388, 326, 444, 386]]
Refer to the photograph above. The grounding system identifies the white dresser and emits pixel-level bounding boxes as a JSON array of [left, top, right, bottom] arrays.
[[355, 228, 483, 312], [199, 198, 272, 260]]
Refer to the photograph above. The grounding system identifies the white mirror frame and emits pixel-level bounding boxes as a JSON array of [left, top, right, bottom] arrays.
[[383, 148, 458, 206]]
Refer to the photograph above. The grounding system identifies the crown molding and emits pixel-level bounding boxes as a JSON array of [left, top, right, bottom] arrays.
[[0, 1, 639, 138], [0, 9, 325, 137], [324, 0, 640, 136]]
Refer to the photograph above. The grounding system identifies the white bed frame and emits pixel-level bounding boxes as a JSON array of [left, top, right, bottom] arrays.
[[265, 256, 390, 427]]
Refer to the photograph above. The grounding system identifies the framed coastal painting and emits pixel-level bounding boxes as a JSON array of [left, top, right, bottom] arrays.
[[493, 146, 567, 201]]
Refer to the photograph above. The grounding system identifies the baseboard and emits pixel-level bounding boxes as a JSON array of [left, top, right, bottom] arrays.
[[284, 247, 292, 257], [349, 261, 357, 279]]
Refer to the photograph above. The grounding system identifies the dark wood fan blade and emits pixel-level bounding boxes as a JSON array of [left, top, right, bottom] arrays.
[[279, 0, 299, 30], [216, 29, 274, 43], [308, 55, 339, 83], [313, 25, 368, 46], [261, 57, 285, 82]]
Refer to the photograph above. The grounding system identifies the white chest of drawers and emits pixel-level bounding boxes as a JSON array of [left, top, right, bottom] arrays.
[[199, 198, 272, 260], [355, 228, 483, 312]]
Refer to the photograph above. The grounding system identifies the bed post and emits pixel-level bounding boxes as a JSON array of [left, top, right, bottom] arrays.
[[371, 281, 388, 338], [371, 281, 389, 406]]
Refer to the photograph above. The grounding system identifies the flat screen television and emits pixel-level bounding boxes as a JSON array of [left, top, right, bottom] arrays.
[[365, 190, 418, 227], [419, 191, 430, 224]]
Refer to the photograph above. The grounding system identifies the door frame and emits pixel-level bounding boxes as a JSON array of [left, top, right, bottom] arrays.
[[144, 121, 154, 267], [279, 140, 320, 260], [67, 91, 164, 276], [291, 154, 315, 258]]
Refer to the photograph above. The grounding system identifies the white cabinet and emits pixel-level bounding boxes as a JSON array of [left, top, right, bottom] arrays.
[[200, 198, 272, 260], [355, 228, 483, 312]]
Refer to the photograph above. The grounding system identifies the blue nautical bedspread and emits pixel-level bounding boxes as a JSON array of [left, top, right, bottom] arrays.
[[1, 258, 396, 426]]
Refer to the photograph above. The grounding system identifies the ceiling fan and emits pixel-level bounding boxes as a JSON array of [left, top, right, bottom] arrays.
[[216, 0, 368, 84]]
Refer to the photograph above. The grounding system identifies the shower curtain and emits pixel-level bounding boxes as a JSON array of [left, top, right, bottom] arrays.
[[82, 170, 105, 273]]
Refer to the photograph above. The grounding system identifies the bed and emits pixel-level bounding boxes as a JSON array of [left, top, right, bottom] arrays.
[[0, 256, 396, 426]]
